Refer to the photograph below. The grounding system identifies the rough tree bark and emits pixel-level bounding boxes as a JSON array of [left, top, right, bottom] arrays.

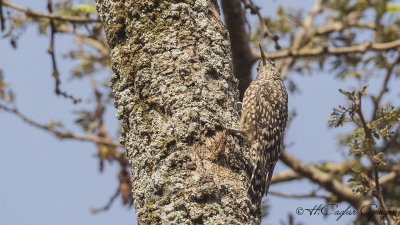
[[95, 0, 259, 224]]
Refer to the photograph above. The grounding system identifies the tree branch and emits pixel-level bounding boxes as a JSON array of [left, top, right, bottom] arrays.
[[2, 0, 100, 23], [0, 0, 5, 31], [271, 159, 400, 186], [279, 0, 323, 78], [371, 55, 400, 120], [280, 152, 359, 204], [0, 103, 122, 147], [356, 94, 394, 225], [90, 188, 120, 214], [312, 21, 376, 36], [46, 0, 81, 104], [280, 151, 384, 225], [241, 0, 281, 50], [221, 0, 257, 100], [56, 26, 110, 56], [257, 39, 400, 60], [378, 171, 400, 186], [269, 191, 328, 200], [271, 169, 302, 184]]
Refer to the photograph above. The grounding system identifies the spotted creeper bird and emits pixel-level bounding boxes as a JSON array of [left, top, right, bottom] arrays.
[[239, 45, 288, 203]]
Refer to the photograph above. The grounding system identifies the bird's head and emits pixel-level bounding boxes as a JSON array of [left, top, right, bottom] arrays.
[[256, 44, 282, 81]]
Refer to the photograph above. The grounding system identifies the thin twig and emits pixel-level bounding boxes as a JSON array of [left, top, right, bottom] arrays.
[[269, 191, 328, 200], [356, 93, 395, 225], [47, 0, 81, 104], [371, 55, 400, 120], [241, 0, 281, 50], [0, 103, 122, 147], [0, 0, 5, 31], [380, 128, 400, 154], [56, 26, 110, 56], [279, 0, 323, 78], [87, 72, 103, 122], [90, 188, 120, 214], [372, 168, 394, 225], [2, 0, 100, 23]]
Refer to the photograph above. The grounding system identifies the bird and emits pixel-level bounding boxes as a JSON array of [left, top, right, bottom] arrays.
[[239, 44, 288, 203]]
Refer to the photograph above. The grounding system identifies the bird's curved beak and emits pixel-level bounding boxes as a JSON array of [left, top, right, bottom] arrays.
[[259, 44, 267, 63]]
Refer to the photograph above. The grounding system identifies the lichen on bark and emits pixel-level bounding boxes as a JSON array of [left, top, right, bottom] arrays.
[[95, 0, 259, 224]]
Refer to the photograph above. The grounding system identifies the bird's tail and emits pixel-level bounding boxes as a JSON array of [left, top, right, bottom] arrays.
[[248, 151, 268, 203], [248, 161, 277, 203], [264, 163, 276, 198], [248, 162, 265, 203]]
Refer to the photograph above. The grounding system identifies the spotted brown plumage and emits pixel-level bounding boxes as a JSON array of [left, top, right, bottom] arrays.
[[239, 45, 288, 203]]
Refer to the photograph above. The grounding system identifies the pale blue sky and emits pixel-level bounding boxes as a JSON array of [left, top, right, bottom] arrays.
[[1, 1, 399, 225]]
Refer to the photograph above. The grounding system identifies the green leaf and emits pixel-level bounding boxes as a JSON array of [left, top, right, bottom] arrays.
[[358, 85, 368, 96], [339, 88, 353, 100], [349, 148, 364, 157], [72, 3, 97, 15], [338, 71, 361, 80], [49, 120, 64, 128], [387, 3, 400, 12]]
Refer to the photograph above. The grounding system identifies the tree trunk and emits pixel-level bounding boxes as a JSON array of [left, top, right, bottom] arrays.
[[95, 0, 259, 224]]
